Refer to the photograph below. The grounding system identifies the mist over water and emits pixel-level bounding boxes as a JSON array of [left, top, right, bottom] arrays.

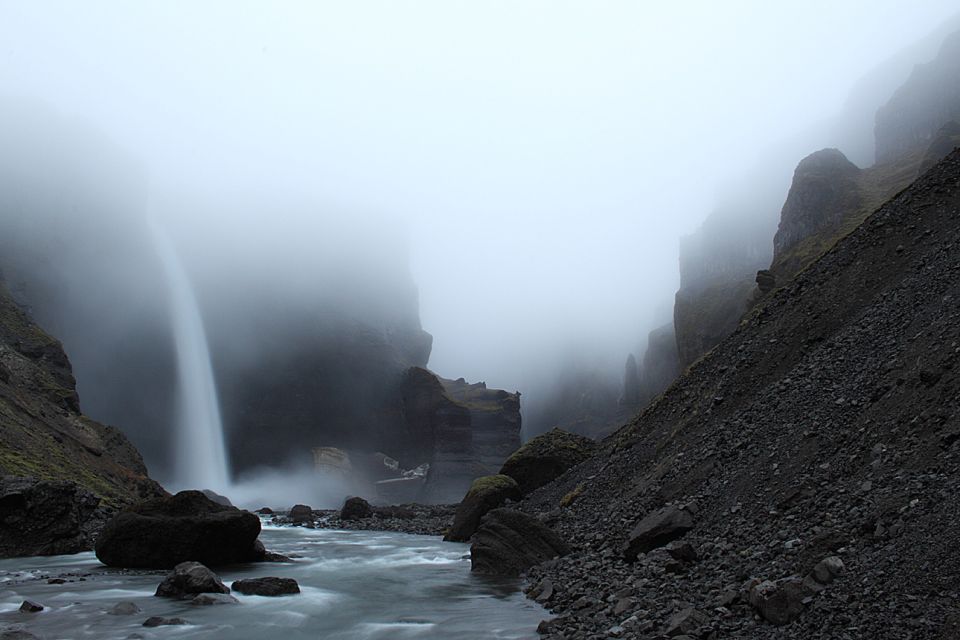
[[1, 2, 959, 489], [150, 218, 229, 493]]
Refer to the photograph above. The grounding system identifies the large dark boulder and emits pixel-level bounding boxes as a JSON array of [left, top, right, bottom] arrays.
[[288, 504, 313, 524], [623, 505, 694, 561], [444, 475, 520, 542], [339, 496, 372, 520], [155, 561, 229, 599], [749, 577, 807, 626], [0, 476, 102, 557], [95, 490, 261, 568], [499, 429, 596, 495], [232, 577, 300, 596], [470, 508, 569, 577]]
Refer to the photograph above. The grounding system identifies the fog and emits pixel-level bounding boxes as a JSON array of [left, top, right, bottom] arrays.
[[1, 2, 958, 483]]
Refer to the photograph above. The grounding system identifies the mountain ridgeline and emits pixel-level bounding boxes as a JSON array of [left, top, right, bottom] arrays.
[[527, 26, 960, 442]]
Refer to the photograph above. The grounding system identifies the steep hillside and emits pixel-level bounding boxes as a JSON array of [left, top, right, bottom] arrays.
[[0, 278, 163, 506], [521, 151, 960, 639]]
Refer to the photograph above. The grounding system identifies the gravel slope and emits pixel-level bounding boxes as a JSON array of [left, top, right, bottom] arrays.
[[519, 150, 960, 639]]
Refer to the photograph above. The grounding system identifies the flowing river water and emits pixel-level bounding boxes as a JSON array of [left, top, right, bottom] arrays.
[[0, 525, 546, 639]]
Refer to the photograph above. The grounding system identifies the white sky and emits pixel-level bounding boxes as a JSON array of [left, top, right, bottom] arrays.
[[1, 1, 958, 391]]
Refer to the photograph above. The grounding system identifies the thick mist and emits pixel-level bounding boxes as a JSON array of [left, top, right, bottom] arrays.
[[1, 3, 959, 484]]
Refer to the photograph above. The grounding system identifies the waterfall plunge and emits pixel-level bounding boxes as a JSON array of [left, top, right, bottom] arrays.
[[150, 220, 230, 493]]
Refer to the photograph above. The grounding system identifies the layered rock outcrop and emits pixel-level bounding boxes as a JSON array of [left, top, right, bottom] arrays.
[[0, 278, 163, 513], [400, 367, 481, 504], [440, 377, 521, 475]]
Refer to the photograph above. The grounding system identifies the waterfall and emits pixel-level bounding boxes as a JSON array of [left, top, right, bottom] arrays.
[[150, 219, 230, 493]]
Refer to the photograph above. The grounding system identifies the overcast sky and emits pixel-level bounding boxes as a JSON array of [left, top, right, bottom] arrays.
[[1, 1, 958, 391]]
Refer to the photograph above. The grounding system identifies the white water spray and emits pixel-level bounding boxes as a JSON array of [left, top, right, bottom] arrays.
[[150, 219, 230, 493]]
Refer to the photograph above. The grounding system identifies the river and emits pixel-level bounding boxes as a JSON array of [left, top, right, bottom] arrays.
[[0, 524, 546, 639]]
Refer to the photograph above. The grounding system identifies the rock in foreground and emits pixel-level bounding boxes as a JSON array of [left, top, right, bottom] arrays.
[[95, 490, 261, 568], [231, 577, 300, 596], [470, 509, 569, 577], [623, 505, 694, 561], [499, 429, 595, 495], [155, 561, 230, 599], [0, 476, 102, 557], [444, 474, 520, 542]]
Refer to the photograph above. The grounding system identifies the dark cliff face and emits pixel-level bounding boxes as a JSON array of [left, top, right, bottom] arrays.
[[637, 322, 680, 404], [441, 376, 521, 475], [216, 309, 433, 474], [0, 278, 164, 505], [875, 29, 960, 164], [0, 102, 443, 482], [673, 207, 773, 369], [399, 367, 482, 504], [524, 365, 624, 440]]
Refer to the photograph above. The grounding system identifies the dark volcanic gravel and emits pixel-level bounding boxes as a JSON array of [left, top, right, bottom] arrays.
[[514, 151, 960, 639]]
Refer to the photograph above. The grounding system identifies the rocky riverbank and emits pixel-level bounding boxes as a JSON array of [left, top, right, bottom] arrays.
[[264, 503, 457, 537]]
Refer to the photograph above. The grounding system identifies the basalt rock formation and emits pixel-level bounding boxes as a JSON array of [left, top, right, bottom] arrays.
[[400, 367, 482, 504], [440, 376, 521, 475], [0, 278, 163, 517], [520, 150, 960, 639], [398, 367, 523, 504]]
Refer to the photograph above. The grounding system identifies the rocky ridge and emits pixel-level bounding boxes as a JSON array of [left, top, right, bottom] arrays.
[[0, 277, 163, 516]]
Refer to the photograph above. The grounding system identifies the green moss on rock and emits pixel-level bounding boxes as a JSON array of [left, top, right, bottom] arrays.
[[500, 428, 596, 496]]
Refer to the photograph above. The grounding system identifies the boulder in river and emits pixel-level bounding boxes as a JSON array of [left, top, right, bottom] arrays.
[[108, 601, 141, 615], [18, 600, 43, 613], [340, 496, 373, 520], [231, 577, 301, 596], [95, 490, 262, 568], [444, 475, 521, 542], [470, 508, 570, 577], [498, 429, 596, 495], [155, 561, 230, 599], [288, 504, 313, 523]]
